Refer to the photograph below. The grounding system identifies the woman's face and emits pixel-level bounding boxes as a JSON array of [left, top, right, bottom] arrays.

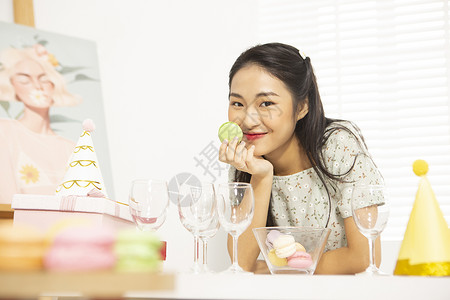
[[10, 59, 54, 108], [228, 64, 304, 157]]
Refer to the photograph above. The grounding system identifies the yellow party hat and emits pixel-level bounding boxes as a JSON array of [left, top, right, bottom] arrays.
[[394, 160, 450, 276]]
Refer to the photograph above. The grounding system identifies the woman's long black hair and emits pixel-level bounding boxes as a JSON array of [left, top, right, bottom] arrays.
[[229, 43, 366, 227]]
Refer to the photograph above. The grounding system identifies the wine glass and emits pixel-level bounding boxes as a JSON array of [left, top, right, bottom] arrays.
[[177, 182, 217, 274], [216, 182, 255, 274], [199, 207, 220, 273], [351, 184, 390, 275], [128, 179, 169, 231]]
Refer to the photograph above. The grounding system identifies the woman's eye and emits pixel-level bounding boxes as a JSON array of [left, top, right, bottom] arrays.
[[261, 101, 274, 107], [13, 75, 30, 84], [231, 101, 243, 107], [39, 75, 51, 83]]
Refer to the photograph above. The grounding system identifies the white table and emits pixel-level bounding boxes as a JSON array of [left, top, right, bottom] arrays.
[[127, 273, 450, 300], [2, 272, 449, 299]]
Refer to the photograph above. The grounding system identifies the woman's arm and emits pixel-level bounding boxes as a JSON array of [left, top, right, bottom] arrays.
[[219, 137, 274, 272], [313, 123, 383, 274], [227, 173, 273, 271], [314, 216, 381, 274]]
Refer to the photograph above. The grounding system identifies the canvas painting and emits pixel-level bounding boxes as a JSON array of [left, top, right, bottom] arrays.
[[0, 21, 113, 204]]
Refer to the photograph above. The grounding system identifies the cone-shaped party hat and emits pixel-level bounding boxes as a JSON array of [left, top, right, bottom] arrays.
[[394, 160, 450, 276], [55, 119, 108, 197]]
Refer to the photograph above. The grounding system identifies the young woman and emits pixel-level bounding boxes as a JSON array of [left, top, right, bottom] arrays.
[[0, 45, 81, 204], [219, 43, 383, 274]]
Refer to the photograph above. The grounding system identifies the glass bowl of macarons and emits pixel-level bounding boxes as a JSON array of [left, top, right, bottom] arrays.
[[253, 227, 331, 275]]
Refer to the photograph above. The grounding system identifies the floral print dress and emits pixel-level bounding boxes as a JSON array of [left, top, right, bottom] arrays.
[[230, 121, 384, 252]]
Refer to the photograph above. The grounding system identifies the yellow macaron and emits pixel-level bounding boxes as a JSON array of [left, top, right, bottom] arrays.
[[0, 221, 45, 271]]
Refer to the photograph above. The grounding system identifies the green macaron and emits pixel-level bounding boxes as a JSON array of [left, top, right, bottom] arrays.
[[218, 121, 243, 143], [114, 230, 162, 272]]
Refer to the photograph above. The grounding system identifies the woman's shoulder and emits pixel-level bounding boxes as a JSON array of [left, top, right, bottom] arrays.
[[0, 118, 19, 127], [321, 120, 368, 161], [53, 134, 76, 150], [0, 118, 20, 135], [323, 120, 366, 147], [325, 120, 362, 137]]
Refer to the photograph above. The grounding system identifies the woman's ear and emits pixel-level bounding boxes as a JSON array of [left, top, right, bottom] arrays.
[[297, 99, 309, 121]]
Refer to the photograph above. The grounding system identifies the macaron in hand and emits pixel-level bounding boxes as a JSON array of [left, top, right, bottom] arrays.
[[218, 121, 243, 143]]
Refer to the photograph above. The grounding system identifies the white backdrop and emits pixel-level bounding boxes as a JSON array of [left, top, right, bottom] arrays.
[[0, 0, 259, 272]]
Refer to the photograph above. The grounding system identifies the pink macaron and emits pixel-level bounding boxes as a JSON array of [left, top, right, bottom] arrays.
[[287, 251, 313, 269], [44, 226, 116, 271]]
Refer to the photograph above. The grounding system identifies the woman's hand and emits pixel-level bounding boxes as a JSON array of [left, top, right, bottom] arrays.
[[219, 137, 273, 177]]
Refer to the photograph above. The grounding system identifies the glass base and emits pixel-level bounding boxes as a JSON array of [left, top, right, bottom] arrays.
[[181, 263, 202, 275], [180, 264, 219, 275], [200, 265, 216, 274], [356, 265, 390, 276], [221, 264, 253, 275]]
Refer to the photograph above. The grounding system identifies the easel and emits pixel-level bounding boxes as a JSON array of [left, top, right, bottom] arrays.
[[0, 0, 34, 219]]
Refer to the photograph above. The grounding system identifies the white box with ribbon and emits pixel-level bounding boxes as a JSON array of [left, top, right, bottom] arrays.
[[11, 194, 134, 232]]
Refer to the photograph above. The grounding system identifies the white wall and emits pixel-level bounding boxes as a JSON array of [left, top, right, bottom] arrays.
[[0, 0, 12, 23], [0, 0, 259, 272]]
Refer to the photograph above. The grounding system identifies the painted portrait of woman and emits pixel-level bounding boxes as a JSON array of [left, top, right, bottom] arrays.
[[0, 44, 82, 204]]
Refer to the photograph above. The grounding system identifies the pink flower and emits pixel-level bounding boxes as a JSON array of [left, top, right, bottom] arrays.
[[33, 44, 48, 56]]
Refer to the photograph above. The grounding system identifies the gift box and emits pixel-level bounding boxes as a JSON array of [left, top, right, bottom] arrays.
[[11, 194, 134, 231]]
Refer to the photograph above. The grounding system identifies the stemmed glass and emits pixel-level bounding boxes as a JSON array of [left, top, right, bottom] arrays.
[[177, 182, 217, 274], [128, 179, 169, 231], [216, 182, 255, 274], [198, 207, 220, 273], [351, 184, 390, 276]]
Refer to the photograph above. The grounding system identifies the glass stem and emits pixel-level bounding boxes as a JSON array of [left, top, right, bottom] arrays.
[[202, 238, 208, 266], [194, 235, 200, 267], [232, 235, 239, 269], [368, 236, 376, 269]]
